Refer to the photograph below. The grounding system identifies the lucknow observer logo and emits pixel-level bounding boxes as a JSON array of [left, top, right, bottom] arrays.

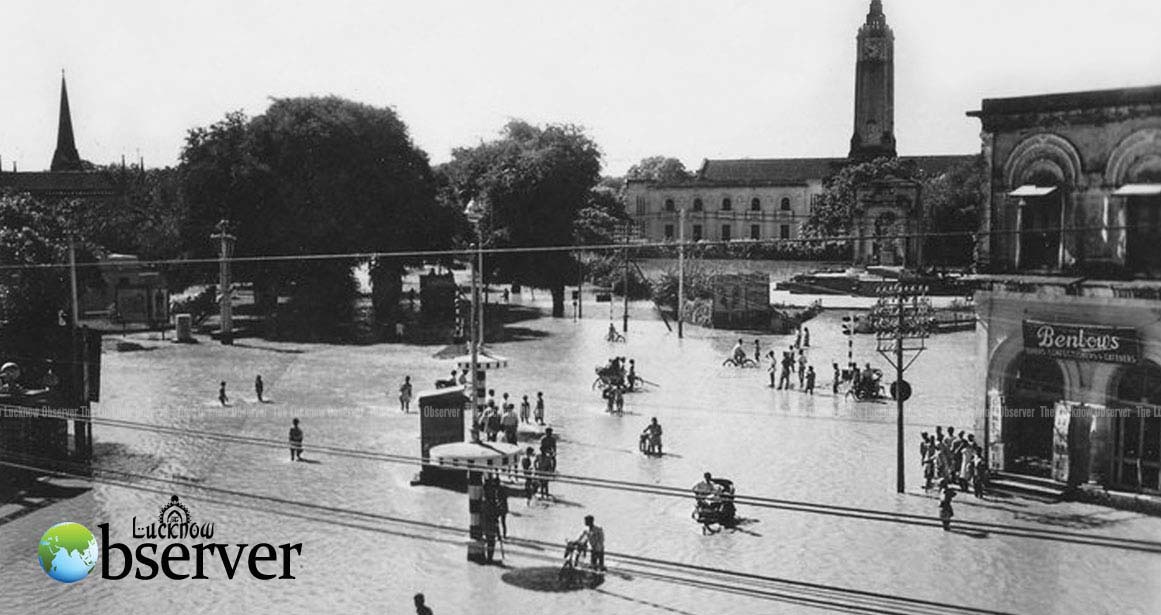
[[39, 494, 302, 583], [38, 522, 99, 583]]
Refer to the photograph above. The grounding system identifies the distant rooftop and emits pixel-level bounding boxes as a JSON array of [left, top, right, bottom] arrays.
[[639, 154, 975, 188], [0, 170, 118, 199], [968, 84, 1161, 117]]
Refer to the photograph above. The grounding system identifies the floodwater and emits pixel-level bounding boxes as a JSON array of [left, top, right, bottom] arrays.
[[2, 308, 1160, 615]]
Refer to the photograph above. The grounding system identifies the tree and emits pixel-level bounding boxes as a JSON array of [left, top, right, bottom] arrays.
[[923, 155, 984, 267], [625, 156, 692, 184], [179, 97, 440, 339], [0, 192, 79, 331], [572, 186, 627, 246], [444, 120, 603, 317], [802, 157, 920, 239], [60, 166, 186, 261]]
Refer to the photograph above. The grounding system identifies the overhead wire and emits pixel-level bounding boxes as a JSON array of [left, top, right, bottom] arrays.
[[0, 222, 1146, 272], [3, 405, 1158, 554], [0, 454, 1019, 615]]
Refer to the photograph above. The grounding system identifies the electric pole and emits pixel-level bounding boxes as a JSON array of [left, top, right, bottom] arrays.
[[871, 283, 932, 494], [621, 222, 631, 333], [677, 209, 685, 340], [210, 219, 236, 345], [68, 239, 80, 327]]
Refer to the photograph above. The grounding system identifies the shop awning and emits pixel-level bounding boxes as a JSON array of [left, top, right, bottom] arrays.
[[1008, 185, 1057, 197], [1112, 184, 1161, 197]]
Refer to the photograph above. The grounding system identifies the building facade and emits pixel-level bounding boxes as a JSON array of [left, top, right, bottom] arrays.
[[970, 85, 1161, 494], [624, 1, 972, 258], [624, 158, 838, 244]]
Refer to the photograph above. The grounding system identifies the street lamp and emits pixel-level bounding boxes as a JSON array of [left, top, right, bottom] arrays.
[[463, 199, 485, 441]]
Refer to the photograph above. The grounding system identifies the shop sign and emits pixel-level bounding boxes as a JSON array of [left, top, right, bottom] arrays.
[[1022, 320, 1140, 365]]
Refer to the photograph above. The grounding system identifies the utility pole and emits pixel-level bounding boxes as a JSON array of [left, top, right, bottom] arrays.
[[464, 199, 485, 443], [622, 222, 630, 333], [577, 256, 583, 320], [68, 239, 80, 327], [871, 283, 931, 494], [677, 209, 685, 340], [210, 219, 236, 345]]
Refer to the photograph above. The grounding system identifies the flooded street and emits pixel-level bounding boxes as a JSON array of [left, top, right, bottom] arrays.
[[3, 308, 1160, 614]]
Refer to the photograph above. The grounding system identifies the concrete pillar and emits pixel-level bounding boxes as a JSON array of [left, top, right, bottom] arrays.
[[467, 469, 485, 563]]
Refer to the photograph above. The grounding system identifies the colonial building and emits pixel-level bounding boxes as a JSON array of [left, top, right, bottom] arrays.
[[0, 74, 117, 200], [624, 0, 972, 266], [970, 84, 1161, 495]]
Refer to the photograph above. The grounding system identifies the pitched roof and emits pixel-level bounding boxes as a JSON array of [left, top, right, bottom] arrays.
[[696, 157, 847, 185], [679, 154, 975, 187], [0, 171, 118, 199]]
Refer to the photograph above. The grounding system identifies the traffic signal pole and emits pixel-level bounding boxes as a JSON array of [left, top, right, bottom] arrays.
[[677, 209, 685, 340], [895, 292, 905, 495]]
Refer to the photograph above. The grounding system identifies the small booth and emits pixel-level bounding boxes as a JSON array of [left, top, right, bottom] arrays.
[[428, 442, 523, 564]]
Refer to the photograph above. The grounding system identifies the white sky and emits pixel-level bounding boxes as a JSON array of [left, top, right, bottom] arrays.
[[1, 1, 1159, 176]]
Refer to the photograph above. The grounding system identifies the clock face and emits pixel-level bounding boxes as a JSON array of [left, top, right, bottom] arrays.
[[863, 39, 885, 60]]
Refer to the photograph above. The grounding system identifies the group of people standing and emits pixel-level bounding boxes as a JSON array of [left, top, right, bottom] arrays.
[[768, 344, 815, 394], [478, 390, 547, 443], [921, 425, 987, 499]]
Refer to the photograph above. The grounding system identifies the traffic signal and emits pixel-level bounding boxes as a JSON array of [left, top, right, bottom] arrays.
[[841, 314, 860, 335], [453, 298, 470, 341]]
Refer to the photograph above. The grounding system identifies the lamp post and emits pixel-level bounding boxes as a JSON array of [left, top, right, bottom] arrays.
[[464, 199, 485, 441]]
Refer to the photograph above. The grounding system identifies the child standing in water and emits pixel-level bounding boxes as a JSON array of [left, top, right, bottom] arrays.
[[938, 480, 956, 531], [534, 392, 546, 425], [289, 418, 304, 461], [399, 376, 413, 412]]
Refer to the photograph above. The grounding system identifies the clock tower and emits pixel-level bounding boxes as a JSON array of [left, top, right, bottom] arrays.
[[849, 0, 896, 161]]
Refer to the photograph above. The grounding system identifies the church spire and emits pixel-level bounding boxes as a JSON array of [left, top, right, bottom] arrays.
[[51, 71, 83, 172]]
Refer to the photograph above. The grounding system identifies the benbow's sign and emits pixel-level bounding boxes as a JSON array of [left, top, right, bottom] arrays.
[[1022, 320, 1140, 365]]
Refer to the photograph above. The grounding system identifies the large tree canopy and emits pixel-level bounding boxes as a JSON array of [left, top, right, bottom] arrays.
[[625, 156, 692, 184], [802, 157, 920, 239], [923, 155, 984, 267], [179, 97, 440, 339], [0, 192, 81, 330], [444, 120, 603, 317], [803, 155, 984, 268]]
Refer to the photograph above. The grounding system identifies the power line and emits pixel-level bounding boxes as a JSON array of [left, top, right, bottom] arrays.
[[4, 406, 1158, 554], [0, 222, 1146, 272], [0, 455, 1018, 615]]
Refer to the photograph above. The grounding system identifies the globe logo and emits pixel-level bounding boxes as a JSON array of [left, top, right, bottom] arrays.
[[38, 522, 99, 583]]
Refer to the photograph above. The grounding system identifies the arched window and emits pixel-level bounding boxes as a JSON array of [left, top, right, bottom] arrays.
[[721, 198, 732, 211], [780, 197, 791, 211], [664, 198, 675, 212], [692, 198, 703, 212], [750, 198, 761, 211]]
